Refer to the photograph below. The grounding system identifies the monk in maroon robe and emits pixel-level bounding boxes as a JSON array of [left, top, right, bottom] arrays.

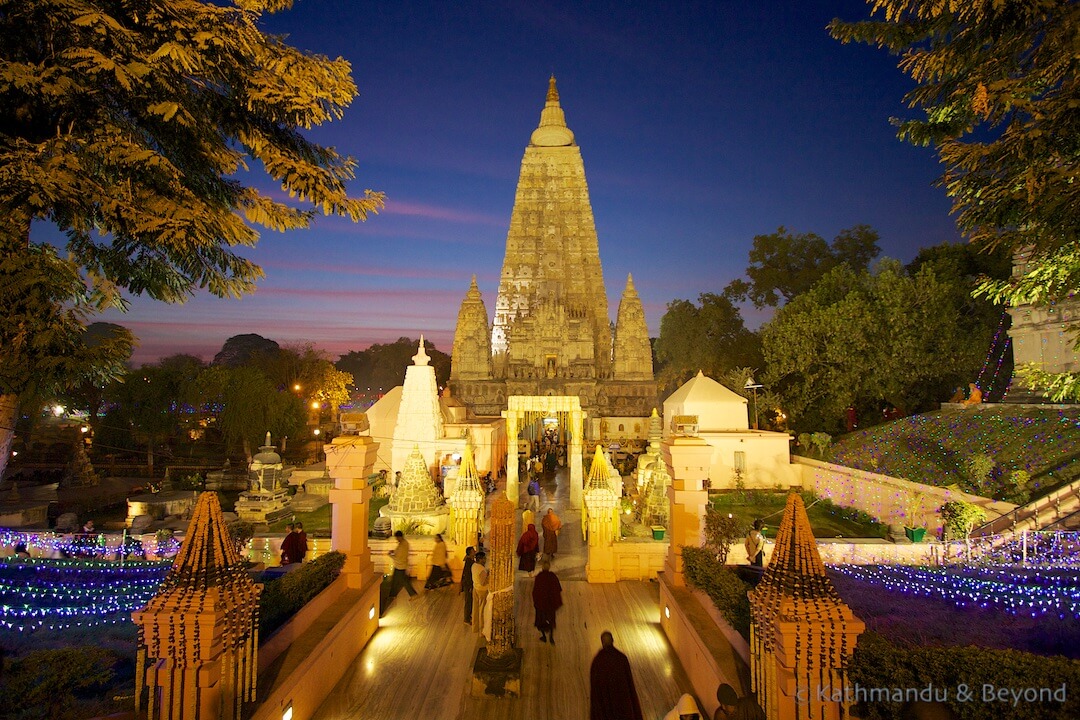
[[590, 631, 644, 720], [516, 523, 540, 573], [531, 559, 562, 642]]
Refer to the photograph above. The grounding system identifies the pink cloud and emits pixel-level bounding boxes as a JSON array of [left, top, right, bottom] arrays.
[[381, 198, 504, 226]]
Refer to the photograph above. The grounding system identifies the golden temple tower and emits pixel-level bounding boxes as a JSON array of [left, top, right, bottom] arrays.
[[450, 77, 656, 419]]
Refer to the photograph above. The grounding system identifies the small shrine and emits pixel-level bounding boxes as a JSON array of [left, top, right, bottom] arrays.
[[133, 491, 261, 720], [234, 432, 292, 524], [379, 445, 450, 535], [748, 493, 864, 719], [637, 408, 671, 528]]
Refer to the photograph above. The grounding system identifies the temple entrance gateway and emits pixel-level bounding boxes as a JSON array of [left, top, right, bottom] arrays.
[[503, 395, 584, 508]]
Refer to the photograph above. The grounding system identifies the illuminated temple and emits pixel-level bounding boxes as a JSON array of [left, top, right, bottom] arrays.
[[449, 77, 657, 423]]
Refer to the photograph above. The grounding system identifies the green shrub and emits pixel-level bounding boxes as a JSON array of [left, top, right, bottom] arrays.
[[681, 546, 752, 640], [260, 551, 346, 636], [703, 507, 745, 565], [0, 646, 122, 720], [940, 500, 986, 541], [849, 632, 1080, 720]]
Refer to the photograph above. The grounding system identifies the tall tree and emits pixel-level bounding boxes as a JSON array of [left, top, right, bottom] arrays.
[[213, 334, 281, 367], [726, 225, 881, 308], [0, 245, 133, 479], [762, 260, 989, 433], [830, 2, 1078, 397], [653, 293, 762, 398], [1, 0, 382, 472], [196, 365, 305, 461], [337, 337, 450, 397]]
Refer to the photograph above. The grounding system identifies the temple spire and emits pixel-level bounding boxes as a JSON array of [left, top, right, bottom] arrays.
[[531, 76, 574, 146]]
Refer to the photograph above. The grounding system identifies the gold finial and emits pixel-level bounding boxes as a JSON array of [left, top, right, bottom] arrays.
[[547, 75, 559, 103]]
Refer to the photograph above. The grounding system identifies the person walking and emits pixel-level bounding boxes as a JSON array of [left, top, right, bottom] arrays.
[[387, 531, 418, 602], [470, 551, 489, 633], [744, 520, 765, 567], [541, 507, 562, 558], [425, 533, 451, 589], [516, 523, 540, 574], [589, 631, 644, 720], [531, 558, 562, 643], [279, 523, 300, 565], [294, 521, 309, 562], [526, 476, 541, 513], [461, 546, 476, 624]]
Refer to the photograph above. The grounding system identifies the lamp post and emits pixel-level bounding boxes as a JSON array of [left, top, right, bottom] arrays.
[[313, 428, 322, 464], [744, 377, 763, 430]]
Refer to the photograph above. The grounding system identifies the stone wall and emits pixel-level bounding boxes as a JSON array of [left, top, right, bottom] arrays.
[[611, 539, 668, 580], [794, 456, 1015, 534]]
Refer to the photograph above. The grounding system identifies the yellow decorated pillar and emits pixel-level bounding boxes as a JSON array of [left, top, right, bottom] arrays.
[[569, 409, 585, 509], [661, 435, 712, 587], [583, 445, 618, 583], [504, 409, 519, 501], [326, 435, 380, 584]]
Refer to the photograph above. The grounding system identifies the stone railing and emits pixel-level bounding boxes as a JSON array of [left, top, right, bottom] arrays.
[[974, 475, 1080, 536]]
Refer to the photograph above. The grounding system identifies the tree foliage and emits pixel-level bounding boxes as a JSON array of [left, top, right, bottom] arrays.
[[1, 0, 381, 475], [337, 337, 451, 396], [104, 355, 204, 473], [726, 225, 881, 308], [762, 261, 989, 433], [2, 0, 383, 304], [213, 334, 281, 367], [195, 364, 305, 460], [653, 293, 761, 398], [830, 2, 1079, 397]]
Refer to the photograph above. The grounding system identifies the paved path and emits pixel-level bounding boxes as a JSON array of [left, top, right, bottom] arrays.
[[311, 463, 697, 719]]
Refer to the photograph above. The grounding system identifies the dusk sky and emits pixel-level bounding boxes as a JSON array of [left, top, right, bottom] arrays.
[[88, 0, 961, 366]]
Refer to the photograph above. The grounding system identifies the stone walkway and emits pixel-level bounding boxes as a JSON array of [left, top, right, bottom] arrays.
[[310, 464, 697, 719]]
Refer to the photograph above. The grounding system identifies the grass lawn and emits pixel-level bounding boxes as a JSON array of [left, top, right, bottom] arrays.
[[266, 496, 389, 534], [825, 406, 1080, 499], [711, 491, 887, 539]]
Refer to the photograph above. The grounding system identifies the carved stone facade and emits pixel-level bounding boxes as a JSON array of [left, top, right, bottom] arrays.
[[1006, 250, 1080, 401], [450, 276, 492, 381], [613, 274, 653, 381], [450, 77, 657, 420]]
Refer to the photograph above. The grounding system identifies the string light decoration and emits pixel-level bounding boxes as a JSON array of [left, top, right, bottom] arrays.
[[0, 529, 180, 560], [0, 557, 170, 632], [830, 564, 1080, 619], [975, 311, 1013, 401]]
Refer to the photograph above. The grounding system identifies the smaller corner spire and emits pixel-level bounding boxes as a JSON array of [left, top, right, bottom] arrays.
[[547, 74, 559, 102]]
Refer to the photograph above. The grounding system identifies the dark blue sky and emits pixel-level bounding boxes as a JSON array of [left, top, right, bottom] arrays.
[[100, 0, 960, 365]]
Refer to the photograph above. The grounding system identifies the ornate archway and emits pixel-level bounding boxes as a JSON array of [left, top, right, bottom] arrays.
[[503, 396, 585, 508]]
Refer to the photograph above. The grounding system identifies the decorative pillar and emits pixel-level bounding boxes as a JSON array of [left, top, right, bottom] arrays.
[[749, 493, 865, 720], [661, 435, 712, 586], [504, 409, 519, 501], [488, 494, 516, 655], [569, 409, 584, 508], [583, 445, 618, 583], [472, 493, 523, 696], [133, 492, 260, 720], [326, 435, 380, 584], [448, 439, 485, 581]]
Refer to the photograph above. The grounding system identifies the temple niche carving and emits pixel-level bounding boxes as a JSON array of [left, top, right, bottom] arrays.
[[450, 77, 657, 420]]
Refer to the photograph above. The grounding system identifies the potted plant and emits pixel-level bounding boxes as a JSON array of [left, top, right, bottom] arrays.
[[903, 492, 927, 542]]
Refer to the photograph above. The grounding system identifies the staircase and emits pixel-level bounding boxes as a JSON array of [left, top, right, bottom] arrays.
[[974, 475, 1080, 536]]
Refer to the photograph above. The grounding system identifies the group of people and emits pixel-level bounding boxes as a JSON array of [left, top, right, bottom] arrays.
[[514, 506, 561, 572], [279, 522, 308, 565]]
